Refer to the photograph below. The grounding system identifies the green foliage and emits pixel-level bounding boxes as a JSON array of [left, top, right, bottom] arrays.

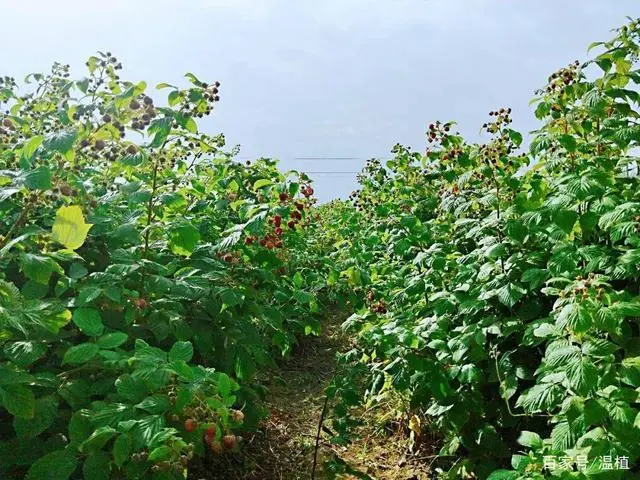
[[321, 18, 640, 479], [0, 53, 324, 478]]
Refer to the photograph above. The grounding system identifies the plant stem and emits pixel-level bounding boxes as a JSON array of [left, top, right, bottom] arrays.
[[311, 394, 329, 480], [0, 208, 29, 249]]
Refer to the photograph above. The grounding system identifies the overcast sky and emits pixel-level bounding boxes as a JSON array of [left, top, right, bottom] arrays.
[[1, 1, 639, 201]]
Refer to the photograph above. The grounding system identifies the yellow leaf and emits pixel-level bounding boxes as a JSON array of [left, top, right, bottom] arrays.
[[409, 415, 421, 435], [51, 205, 93, 250]]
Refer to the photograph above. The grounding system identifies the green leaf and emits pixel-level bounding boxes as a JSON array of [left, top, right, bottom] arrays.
[[135, 395, 171, 414], [97, 332, 128, 349], [168, 360, 194, 381], [115, 374, 148, 403], [113, 434, 132, 468], [487, 471, 518, 480], [175, 388, 193, 411], [72, 308, 104, 337], [551, 421, 575, 452], [507, 129, 523, 147], [557, 134, 577, 152], [51, 205, 93, 250], [184, 117, 197, 133], [517, 430, 542, 449], [168, 90, 183, 106], [497, 283, 525, 308], [13, 396, 58, 438], [148, 445, 172, 462], [555, 302, 590, 332], [68, 262, 88, 279], [3, 341, 47, 366], [253, 179, 273, 189], [148, 117, 172, 148], [552, 209, 578, 234], [83, 452, 111, 480], [185, 72, 202, 85], [168, 221, 200, 256], [521, 268, 548, 289], [43, 128, 77, 153], [68, 410, 93, 447], [81, 426, 118, 452], [76, 286, 102, 306], [26, 449, 78, 480], [566, 356, 598, 396], [21, 135, 44, 161], [485, 243, 506, 259], [62, 343, 99, 365], [24, 166, 52, 190], [515, 383, 564, 413], [19, 253, 60, 284], [169, 341, 193, 362], [0, 384, 36, 419]]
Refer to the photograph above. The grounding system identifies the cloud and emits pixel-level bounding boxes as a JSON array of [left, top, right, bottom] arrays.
[[197, 0, 277, 21], [302, 0, 495, 31]]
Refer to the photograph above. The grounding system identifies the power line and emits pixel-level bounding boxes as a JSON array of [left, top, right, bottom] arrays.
[[233, 156, 390, 161], [294, 157, 364, 161]]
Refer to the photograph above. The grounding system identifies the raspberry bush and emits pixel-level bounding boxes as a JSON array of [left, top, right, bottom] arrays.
[[321, 18, 640, 479], [0, 53, 325, 479]]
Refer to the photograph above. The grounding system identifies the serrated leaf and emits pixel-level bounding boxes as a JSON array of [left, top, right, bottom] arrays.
[[83, 452, 110, 480], [43, 128, 77, 153], [3, 341, 47, 366], [135, 395, 171, 414], [19, 253, 60, 284], [21, 135, 44, 161], [113, 434, 131, 467], [169, 341, 193, 362], [97, 332, 128, 349], [81, 426, 118, 452], [253, 178, 273, 189], [516, 383, 564, 413], [24, 166, 52, 190], [13, 396, 58, 438], [62, 343, 99, 365], [168, 221, 200, 256], [26, 449, 78, 480], [551, 421, 575, 452], [552, 209, 578, 234], [72, 308, 104, 337], [115, 375, 148, 403], [517, 430, 542, 449], [51, 205, 93, 250], [148, 445, 172, 462], [68, 410, 93, 447], [0, 384, 35, 419]]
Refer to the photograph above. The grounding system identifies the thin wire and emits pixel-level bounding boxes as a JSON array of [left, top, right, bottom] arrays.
[[233, 156, 391, 161], [295, 157, 363, 161]]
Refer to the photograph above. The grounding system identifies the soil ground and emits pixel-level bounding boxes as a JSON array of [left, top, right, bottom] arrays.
[[188, 311, 434, 480]]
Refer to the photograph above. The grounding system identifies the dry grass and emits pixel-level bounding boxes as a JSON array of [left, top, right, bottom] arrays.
[[188, 311, 434, 480]]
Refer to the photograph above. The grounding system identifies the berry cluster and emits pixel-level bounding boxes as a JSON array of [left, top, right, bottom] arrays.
[[244, 187, 315, 249], [182, 411, 244, 456], [427, 121, 452, 143], [545, 60, 581, 95], [371, 299, 387, 314], [482, 108, 512, 133], [301, 184, 314, 197], [177, 80, 221, 119], [128, 95, 157, 130]]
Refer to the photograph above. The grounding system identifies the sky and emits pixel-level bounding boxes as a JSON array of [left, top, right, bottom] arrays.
[[1, 1, 639, 201]]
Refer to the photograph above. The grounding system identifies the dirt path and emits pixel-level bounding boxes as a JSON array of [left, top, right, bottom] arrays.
[[189, 311, 433, 480]]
